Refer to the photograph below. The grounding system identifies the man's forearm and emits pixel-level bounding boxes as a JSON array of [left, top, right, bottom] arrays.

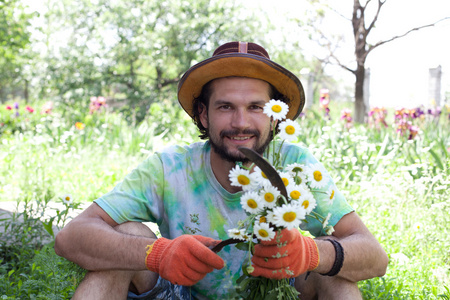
[[314, 233, 388, 282], [311, 212, 388, 282]]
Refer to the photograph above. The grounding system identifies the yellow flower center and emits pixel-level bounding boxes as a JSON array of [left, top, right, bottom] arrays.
[[238, 175, 250, 185], [283, 212, 297, 222], [264, 193, 275, 203], [65, 196, 71, 201], [313, 171, 322, 182], [282, 178, 289, 186], [285, 125, 296, 135], [290, 190, 300, 200], [261, 171, 267, 179], [259, 216, 267, 223], [302, 200, 310, 209], [330, 190, 335, 200], [247, 199, 258, 209], [271, 104, 282, 113], [258, 229, 269, 238]]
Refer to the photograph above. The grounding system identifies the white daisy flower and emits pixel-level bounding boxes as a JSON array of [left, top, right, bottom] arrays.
[[255, 214, 269, 225], [263, 99, 289, 120], [266, 211, 277, 224], [260, 184, 280, 208], [278, 172, 295, 189], [242, 232, 252, 241], [298, 192, 317, 214], [271, 203, 306, 230], [286, 184, 309, 201], [322, 213, 332, 228], [325, 226, 335, 235], [278, 119, 301, 142], [227, 228, 247, 241], [326, 185, 336, 205], [240, 191, 264, 214], [254, 222, 276, 241], [252, 166, 271, 186], [285, 163, 308, 185], [285, 163, 307, 173], [229, 165, 256, 191], [61, 194, 73, 204], [305, 163, 329, 189]]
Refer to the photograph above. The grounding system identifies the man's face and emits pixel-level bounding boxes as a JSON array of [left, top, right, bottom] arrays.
[[199, 77, 273, 163]]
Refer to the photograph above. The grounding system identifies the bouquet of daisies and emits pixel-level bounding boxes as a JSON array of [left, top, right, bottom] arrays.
[[227, 100, 334, 299]]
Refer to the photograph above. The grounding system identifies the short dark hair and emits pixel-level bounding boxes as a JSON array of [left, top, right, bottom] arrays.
[[191, 79, 291, 140]]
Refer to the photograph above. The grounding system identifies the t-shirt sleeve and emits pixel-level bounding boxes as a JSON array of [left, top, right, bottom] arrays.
[[284, 145, 354, 237], [94, 153, 165, 225]]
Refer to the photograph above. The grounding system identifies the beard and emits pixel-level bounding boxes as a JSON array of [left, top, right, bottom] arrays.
[[208, 128, 273, 164]]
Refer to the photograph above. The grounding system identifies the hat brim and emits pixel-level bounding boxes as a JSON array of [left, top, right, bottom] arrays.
[[178, 53, 305, 120]]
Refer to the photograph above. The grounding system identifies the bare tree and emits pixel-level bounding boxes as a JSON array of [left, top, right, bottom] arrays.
[[311, 0, 449, 123]]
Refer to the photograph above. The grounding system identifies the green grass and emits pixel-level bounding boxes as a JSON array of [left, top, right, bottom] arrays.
[[1, 99, 449, 298]]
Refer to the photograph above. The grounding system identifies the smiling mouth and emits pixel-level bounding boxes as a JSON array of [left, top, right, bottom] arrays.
[[220, 129, 260, 142], [229, 136, 252, 141]]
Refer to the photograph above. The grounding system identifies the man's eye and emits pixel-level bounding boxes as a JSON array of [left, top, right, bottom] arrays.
[[250, 105, 263, 111]]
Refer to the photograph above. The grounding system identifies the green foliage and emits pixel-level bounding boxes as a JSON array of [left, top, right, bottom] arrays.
[[1, 99, 449, 298], [236, 276, 299, 300], [29, 0, 267, 122], [299, 106, 449, 299], [0, 172, 84, 298], [0, 0, 35, 100], [0, 244, 85, 299]]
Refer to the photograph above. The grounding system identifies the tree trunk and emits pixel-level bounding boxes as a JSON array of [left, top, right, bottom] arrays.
[[24, 79, 29, 103], [354, 65, 366, 123]]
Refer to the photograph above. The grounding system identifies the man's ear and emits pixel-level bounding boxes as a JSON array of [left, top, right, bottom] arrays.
[[199, 103, 208, 129]]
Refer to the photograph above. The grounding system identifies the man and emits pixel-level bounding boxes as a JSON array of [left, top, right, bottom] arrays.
[[55, 41, 388, 299]]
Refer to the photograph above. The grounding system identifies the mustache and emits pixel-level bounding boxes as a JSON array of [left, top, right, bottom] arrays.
[[220, 129, 260, 139]]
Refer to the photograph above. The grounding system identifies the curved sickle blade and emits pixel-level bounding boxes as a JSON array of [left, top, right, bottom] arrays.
[[238, 147, 288, 199]]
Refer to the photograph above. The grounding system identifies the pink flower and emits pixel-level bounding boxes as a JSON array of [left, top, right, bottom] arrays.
[[26, 106, 34, 113], [409, 126, 419, 140], [6, 106, 12, 110], [41, 101, 53, 114], [368, 107, 388, 129], [89, 96, 107, 113], [319, 89, 330, 107]]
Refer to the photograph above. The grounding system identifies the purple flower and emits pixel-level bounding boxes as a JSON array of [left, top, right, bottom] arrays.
[[14, 102, 19, 109], [428, 107, 442, 117]]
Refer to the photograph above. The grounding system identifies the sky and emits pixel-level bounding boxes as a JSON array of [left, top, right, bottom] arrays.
[[242, 0, 450, 108]]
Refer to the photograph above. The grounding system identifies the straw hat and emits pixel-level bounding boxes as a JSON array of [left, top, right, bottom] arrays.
[[177, 41, 305, 120]]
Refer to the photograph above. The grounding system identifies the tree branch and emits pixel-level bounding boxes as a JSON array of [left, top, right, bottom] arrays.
[[367, 16, 450, 56], [324, 3, 351, 22], [366, 0, 385, 35]]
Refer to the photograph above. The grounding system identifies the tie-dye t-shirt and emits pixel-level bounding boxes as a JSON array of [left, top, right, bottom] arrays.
[[94, 141, 354, 299]]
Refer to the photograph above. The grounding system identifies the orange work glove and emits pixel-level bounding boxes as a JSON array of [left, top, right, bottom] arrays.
[[250, 228, 319, 279], [145, 235, 225, 286]]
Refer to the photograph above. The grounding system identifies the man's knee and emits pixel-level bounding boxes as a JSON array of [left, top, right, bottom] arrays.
[[74, 222, 159, 298], [295, 272, 362, 300]]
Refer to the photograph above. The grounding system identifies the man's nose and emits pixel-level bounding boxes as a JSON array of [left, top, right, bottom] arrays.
[[230, 109, 250, 129]]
